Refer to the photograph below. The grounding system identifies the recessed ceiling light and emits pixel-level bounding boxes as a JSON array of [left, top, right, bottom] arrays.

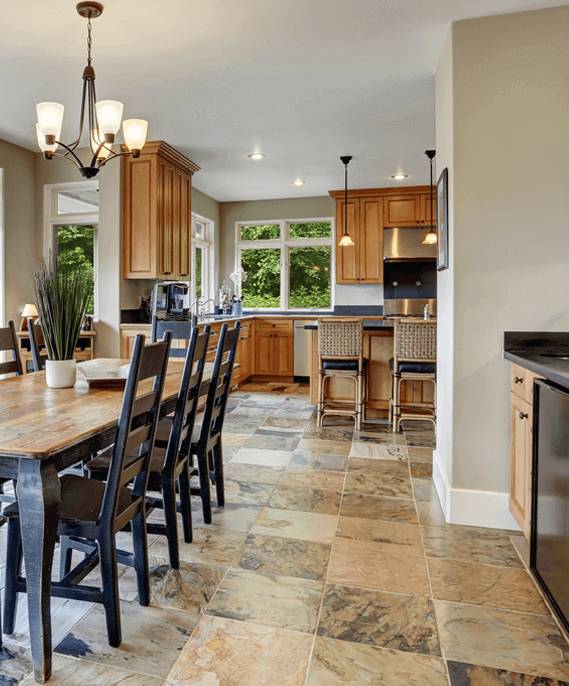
[[292, 178, 305, 186], [391, 173, 408, 180], [248, 152, 266, 160]]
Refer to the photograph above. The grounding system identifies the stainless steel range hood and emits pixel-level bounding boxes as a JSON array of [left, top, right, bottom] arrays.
[[383, 227, 436, 261]]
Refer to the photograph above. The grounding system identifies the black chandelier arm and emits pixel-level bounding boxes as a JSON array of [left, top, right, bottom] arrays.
[[53, 140, 85, 168], [97, 149, 135, 167]]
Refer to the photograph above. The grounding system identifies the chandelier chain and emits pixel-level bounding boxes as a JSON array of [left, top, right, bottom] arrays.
[[87, 16, 92, 65]]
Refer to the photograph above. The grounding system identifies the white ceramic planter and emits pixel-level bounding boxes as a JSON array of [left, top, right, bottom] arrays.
[[45, 359, 77, 389]]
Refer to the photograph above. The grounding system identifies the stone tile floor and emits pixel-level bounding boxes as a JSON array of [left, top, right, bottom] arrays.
[[1, 381, 568, 684]]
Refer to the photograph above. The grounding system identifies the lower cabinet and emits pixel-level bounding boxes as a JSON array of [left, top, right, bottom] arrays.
[[234, 322, 253, 384], [120, 325, 152, 358], [509, 391, 533, 537], [254, 320, 293, 377]]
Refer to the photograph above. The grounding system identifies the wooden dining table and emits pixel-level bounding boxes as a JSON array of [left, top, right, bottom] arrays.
[[0, 357, 211, 683]]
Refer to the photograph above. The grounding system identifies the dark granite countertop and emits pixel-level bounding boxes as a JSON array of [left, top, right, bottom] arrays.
[[304, 319, 394, 331], [504, 331, 569, 389]]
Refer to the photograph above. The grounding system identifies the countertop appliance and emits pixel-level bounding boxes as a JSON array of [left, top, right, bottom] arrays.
[[294, 320, 316, 380], [531, 379, 569, 633], [152, 281, 190, 320]]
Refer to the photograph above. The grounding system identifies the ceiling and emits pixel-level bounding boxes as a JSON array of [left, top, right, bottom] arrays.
[[1, 0, 565, 201]]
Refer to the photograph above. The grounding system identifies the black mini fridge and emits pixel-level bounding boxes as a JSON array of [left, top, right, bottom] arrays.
[[531, 379, 569, 632]]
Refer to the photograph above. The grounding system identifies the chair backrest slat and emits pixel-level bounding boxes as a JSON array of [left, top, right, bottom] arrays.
[[0, 321, 23, 378], [100, 332, 171, 525]]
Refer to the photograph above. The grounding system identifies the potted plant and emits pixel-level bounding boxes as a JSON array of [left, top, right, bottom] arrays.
[[33, 255, 92, 389]]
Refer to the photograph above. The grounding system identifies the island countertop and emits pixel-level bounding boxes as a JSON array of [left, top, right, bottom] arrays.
[[504, 331, 569, 389]]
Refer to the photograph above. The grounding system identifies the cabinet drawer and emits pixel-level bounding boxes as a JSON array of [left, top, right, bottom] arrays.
[[255, 319, 292, 332], [509, 363, 540, 405]]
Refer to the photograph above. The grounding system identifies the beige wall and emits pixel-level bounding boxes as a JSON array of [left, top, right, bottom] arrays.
[[0, 139, 38, 324], [434, 6, 569, 527], [219, 195, 383, 306]]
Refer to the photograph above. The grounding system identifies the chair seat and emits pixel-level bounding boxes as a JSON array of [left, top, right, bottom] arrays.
[[87, 445, 168, 475], [322, 358, 367, 372], [389, 358, 436, 374], [4, 474, 135, 525]]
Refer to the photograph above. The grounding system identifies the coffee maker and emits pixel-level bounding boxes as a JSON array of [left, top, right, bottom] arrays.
[[152, 281, 190, 320]]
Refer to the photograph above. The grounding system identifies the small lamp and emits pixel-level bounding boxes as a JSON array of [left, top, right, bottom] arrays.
[[20, 304, 38, 331]]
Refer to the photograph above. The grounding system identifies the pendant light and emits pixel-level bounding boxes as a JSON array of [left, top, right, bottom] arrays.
[[338, 155, 355, 247], [35, 2, 149, 178], [422, 149, 437, 245]]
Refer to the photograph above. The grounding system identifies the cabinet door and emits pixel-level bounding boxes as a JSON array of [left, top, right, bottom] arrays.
[[335, 199, 359, 283], [158, 160, 175, 278], [122, 155, 157, 278], [274, 331, 293, 376], [359, 197, 384, 283], [176, 170, 191, 278], [509, 392, 532, 537], [255, 331, 274, 375], [385, 195, 420, 226], [419, 192, 435, 226]]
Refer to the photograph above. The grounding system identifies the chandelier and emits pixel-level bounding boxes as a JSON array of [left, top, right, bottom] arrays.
[[35, 1, 148, 178]]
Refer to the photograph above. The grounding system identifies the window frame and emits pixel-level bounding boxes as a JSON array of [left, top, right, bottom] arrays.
[[43, 180, 99, 319], [235, 217, 335, 311], [191, 212, 215, 307]]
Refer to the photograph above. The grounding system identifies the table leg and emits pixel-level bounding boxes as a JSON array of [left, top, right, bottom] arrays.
[[16, 460, 60, 683]]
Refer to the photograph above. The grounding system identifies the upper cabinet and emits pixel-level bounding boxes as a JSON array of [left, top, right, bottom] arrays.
[[331, 186, 434, 284], [122, 141, 199, 279]]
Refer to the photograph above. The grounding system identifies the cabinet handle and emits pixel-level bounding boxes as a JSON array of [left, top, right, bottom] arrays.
[[164, 271, 171, 275], [519, 411, 529, 420], [514, 376, 524, 384], [179, 272, 188, 277]]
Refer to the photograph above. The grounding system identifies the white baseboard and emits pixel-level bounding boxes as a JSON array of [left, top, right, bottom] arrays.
[[432, 449, 521, 531]]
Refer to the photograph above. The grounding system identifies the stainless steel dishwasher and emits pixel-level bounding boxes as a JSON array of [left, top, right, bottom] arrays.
[[294, 320, 316, 380]]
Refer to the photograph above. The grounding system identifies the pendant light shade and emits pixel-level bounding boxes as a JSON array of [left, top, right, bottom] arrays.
[[338, 155, 354, 248], [422, 149, 437, 245]]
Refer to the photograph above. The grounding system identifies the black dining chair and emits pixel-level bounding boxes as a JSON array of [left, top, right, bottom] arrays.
[[190, 321, 240, 524], [3, 332, 172, 647], [27, 318, 47, 372], [87, 322, 211, 568]]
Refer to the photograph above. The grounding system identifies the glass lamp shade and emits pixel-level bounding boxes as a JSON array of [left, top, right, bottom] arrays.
[[90, 129, 112, 160], [422, 231, 437, 245], [36, 124, 58, 153], [122, 119, 148, 153], [338, 234, 355, 247], [95, 100, 124, 136], [36, 102, 64, 139]]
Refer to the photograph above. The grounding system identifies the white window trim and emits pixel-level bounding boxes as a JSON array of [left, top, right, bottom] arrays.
[[43, 180, 99, 319], [191, 212, 215, 307], [235, 217, 335, 312]]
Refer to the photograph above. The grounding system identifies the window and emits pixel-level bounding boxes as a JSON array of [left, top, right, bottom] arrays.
[[191, 214, 215, 306], [236, 219, 334, 310], [44, 181, 98, 317]]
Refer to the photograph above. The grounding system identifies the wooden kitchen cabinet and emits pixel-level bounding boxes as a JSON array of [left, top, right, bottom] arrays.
[[508, 362, 541, 538], [332, 186, 435, 285], [335, 196, 383, 284], [254, 320, 293, 377], [122, 141, 199, 279], [509, 391, 533, 538], [234, 321, 254, 384]]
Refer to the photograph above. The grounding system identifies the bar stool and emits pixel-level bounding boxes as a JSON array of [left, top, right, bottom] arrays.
[[389, 318, 436, 432], [317, 318, 366, 430]]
